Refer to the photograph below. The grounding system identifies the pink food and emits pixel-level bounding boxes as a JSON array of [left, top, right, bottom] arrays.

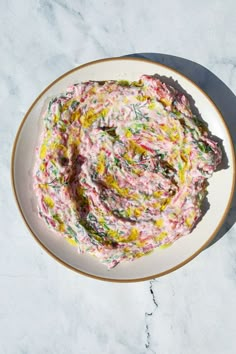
[[34, 75, 222, 268]]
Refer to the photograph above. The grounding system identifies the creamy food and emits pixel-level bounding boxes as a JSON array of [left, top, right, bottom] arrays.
[[34, 75, 222, 268]]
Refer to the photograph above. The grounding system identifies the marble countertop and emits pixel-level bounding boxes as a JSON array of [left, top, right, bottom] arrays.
[[1, 1, 236, 353]]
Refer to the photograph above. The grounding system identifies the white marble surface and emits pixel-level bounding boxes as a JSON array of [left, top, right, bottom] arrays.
[[1, 0, 236, 353]]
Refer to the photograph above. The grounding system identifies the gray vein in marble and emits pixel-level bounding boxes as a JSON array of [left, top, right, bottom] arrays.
[[211, 57, 236, 67], [1, 73, 19, 96], [0, 274, 44, 279], [118, 15, 135, 52], [145, 320, 152, 352], [52, 0, 110, 57], [52, 0, 84, 21], [38, 0, 56, 26], [145, 280, 158, 353], [149, 280, 158, 308], [210, 57, 236, 88]]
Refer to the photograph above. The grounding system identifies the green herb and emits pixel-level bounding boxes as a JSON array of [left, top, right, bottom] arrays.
[[117, 80, 130, 87], [91, 171, 98, 180], [58, 121, 66, 132], [193, 116, 205, 127], [158, 153, 165, 159], [102, 127, 117, 138], [87, 213, 97, 223], [178, 162, 182, 170], [71, 101, 80, 110], [130, 123, 147, 134], [67, 226, 77, 237], [103, 223, 109, 230], [114, 157, 121, 166], [132, 104, 149, 121], [132, 80, 144, 87], [173, 109, 181, 117], [198, 141, 212, 153], [48, 99, 54, 112]]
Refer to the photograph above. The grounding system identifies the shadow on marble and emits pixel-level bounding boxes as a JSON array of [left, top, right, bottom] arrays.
[[126, 52, 236, 248]]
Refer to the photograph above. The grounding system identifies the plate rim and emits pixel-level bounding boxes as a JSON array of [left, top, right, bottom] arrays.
[[11, 56, 236, 282]]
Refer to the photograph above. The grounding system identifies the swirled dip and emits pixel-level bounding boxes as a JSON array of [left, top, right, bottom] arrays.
[[34, 75, 222, 268]]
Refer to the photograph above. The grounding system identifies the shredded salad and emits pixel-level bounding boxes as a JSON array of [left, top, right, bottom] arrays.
[[34, 75, 222, 268]]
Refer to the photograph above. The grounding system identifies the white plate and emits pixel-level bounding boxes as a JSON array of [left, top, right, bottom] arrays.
[[12, 57, 235, 282]]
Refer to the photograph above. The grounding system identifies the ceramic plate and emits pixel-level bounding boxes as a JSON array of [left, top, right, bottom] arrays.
[[12, 57, 235, 282]]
